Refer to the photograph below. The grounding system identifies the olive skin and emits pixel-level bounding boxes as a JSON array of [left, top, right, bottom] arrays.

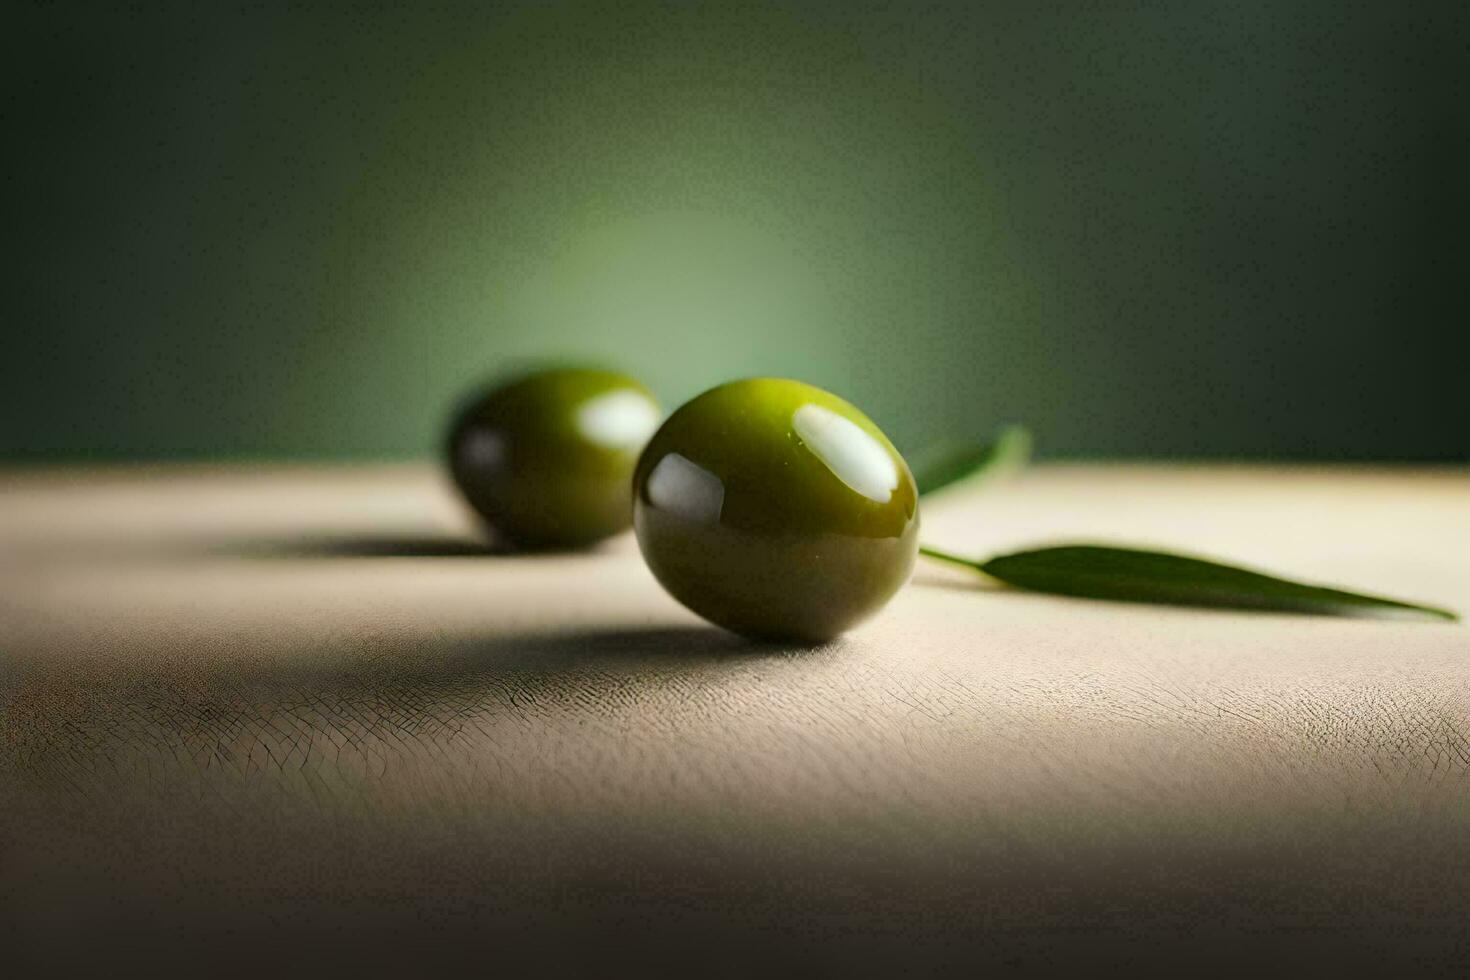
[[448, 368, 661, 548], [633, 379, 919, 642]]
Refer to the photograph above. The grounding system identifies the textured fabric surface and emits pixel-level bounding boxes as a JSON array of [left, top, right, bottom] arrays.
[[3, 465, 1468, 974]]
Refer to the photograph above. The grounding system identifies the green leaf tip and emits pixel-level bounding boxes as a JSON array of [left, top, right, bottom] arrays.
[[919, 544, 1458, 623], [910, 425, 1032, 497]]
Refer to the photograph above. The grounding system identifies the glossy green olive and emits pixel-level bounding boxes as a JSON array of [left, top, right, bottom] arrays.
[[448, 368, 661, 548], [633, 379, 919, 642]]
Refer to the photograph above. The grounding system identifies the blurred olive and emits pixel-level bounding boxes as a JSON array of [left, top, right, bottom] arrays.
[[448, 368, 661, 548], [633, 378, 919, 641]]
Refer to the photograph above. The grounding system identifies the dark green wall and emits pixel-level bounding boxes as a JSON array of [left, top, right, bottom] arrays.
[[4, 1, 1462, 461]]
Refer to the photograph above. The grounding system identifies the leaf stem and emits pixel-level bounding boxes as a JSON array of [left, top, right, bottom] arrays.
[[918, 545, 987, 572]]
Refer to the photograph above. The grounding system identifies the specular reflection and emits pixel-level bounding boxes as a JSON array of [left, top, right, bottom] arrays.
[[647, 452, 725, 524], [460, 429, 506, 469], [792, 403, 899, 503], [575, 389, 661, 450]]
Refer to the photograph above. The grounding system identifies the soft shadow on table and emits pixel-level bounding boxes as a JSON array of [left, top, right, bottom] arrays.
[[491, 625, 814, 658], [222, 532, 514, 559], [438, 625, 819, 666], [222, 531, 652, 559], [5, 624, 830, 795]]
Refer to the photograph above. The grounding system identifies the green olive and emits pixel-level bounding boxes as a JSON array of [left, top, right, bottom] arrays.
[[633, 378, 919, 642], [448, 368, 661, 548]]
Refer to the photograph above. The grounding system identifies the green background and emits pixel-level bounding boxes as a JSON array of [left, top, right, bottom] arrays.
[[3, 1, 1462, 462]]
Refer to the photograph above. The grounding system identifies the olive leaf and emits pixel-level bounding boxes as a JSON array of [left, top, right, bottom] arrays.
[[910, 425, 1032, 496], [920, 544, 1458, 622]]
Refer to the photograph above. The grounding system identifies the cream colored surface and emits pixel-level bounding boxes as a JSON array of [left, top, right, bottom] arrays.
[[3, 464, 1468, 973]]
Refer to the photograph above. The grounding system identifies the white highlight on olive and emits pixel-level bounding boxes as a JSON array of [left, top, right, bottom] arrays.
[[792, 403, 898, 503], [575, 389, 662, 450], [647, 452, 725, 524]]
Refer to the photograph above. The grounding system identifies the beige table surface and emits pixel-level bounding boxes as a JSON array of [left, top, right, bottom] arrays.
[[3, 464, 1468, 974]]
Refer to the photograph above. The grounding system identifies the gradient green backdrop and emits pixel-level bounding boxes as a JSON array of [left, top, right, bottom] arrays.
[[4, 1, 1462, 461]]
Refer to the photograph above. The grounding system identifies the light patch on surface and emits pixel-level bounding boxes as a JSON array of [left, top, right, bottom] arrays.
[[576, 390, 661, 450], [793, 404, 898, 503], [463, 431, 505, 469], [647, 452, 724, 524]]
